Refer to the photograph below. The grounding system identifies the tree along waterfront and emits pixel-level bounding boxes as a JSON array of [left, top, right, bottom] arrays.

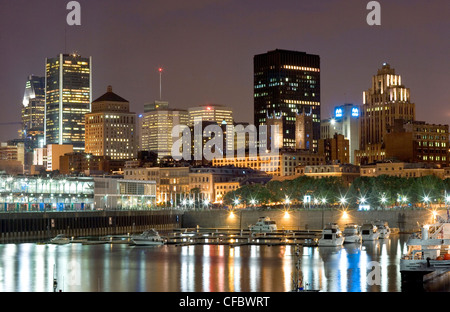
[[223, 175, 450, 210]]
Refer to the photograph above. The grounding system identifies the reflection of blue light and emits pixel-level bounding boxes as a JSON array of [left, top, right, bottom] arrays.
[[138, 114, 143, 118], [351, 107, 359, 117], [335, 108, 343, 118]]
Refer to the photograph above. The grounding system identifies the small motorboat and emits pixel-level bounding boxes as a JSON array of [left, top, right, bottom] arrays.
[[49, 234, 71, 245], [131, 229, 165, 246]]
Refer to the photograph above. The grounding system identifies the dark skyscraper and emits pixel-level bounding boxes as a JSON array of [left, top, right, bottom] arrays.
[[45, 53, 92, 151], [254, 49, 320, 150]]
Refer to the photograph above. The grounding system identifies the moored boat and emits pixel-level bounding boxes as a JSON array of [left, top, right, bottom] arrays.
[[361, 223, 380, 241], [374, 220, 391, 239], [49, 234, 71, 245], [400, 218, 450, 285], [318, 223, 344, 247], [249, 216, 277, 232], [343, 224, 362, 243], [131, 229, 165, 246]]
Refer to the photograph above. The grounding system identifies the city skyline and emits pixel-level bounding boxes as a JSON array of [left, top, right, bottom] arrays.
[[0, 0, 448, 144]]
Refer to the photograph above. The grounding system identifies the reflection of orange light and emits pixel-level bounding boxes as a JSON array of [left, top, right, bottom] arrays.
[[284, 211, 290, 219], [432, 210, 437, 219], [342, 211, 348, 218], [229, 211, 235, 219]]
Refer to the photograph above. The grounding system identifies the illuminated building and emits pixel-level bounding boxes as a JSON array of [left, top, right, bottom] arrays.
[[46, 144, 73, 171], [360, 162, 447, 179], [384, 119, 449, 167], [44, 53, 92, 151], [355, 63, 415, 165], [85, 86, 137, 160], [59, 152, 110, 175], [144, 100, 169, 112], [123, 167, 190, 205], [212, 150, 325, 177], [0, 175, 94, 212], [140, 107, 189, 158], [188, 104, 233, 127], [254, 49, 320, 150], [295, 108, 314, 150], [93, 177, 157, 210], [320, 103, 360, 163], [21, 75, 45, 152], [297, 164, 360, 186], [188, 104, 234, 159], [318, 133, 350, 164]]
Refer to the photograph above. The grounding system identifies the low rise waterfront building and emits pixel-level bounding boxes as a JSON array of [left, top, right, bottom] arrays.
[[0, 175, 94, 212], [360, 161, 447, 179], [93, 177, 156, 210], [295, 163, 360, 185]]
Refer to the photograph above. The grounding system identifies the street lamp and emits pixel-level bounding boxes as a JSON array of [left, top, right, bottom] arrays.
[[321, 198, 327, 229]]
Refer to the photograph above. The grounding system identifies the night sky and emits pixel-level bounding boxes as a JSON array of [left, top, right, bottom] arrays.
[[0, 0, 448, 142]]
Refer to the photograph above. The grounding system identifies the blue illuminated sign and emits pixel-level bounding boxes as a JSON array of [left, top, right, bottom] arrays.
[[351, 107, 359, 117], [335, 108, 343, 118]]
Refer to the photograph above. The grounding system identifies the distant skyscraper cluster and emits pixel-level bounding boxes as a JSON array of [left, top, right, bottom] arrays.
[[11, 49, 448, 182]]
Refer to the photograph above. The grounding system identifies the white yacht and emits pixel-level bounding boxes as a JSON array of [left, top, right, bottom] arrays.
[[343, 224, 362, 243], [131, 229, 165, 246], [375, 220, 391, 239], [401, 217, 450, 284], [249, 216, 277, 232], [49, 234, 71, 245], [361, 223, 380, 241], [318, 223, 345, 247]]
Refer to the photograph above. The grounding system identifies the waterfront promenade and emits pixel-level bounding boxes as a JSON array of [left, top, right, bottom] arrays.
[[0, 207, 441, 242]]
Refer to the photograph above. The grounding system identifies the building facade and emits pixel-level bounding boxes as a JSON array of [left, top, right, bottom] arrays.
[[356, 63, 415, 165], [321, 103, 360, 164], [318, 133, 350, 165], [85, 86, 137, 160], [0, 175, 94, 212], [45, 53, 92, 151], [93, 177, 157, 210], [384, 120, 449, 167], [140, 108, 189, 158], [22, 75, 45, 152], [254, 49, 320, 150]]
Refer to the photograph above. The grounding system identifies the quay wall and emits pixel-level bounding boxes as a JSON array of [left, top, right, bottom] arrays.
[[182, 209, 437, 233], [0, 210, 182, 242]]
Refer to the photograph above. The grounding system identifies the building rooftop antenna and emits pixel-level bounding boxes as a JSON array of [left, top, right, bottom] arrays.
[[158, 67, 163, 100]]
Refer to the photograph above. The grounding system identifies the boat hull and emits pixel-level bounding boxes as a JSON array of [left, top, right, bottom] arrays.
[[132, 240, 164, 246], [362, 234, 380, 241], [343, 235, 361, 243], [318, 237, 344, 247]]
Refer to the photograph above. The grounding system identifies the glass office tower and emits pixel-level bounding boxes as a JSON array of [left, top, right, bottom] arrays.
[[254, 49, 320, 150], [45, 53, 92, 151], [22, 75, 45, 150]]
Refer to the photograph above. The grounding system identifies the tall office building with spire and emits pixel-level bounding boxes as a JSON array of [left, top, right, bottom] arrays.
[[254, 49, 320, 151], [44, 53, 92, 151]]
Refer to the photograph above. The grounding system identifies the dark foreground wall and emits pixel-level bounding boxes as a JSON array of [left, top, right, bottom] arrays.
[[0, 210, 183, 242], [182, 209, 438, 233]]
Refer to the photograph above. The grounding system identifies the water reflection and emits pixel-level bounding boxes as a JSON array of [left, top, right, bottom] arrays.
[[0, 235, 448, 292]]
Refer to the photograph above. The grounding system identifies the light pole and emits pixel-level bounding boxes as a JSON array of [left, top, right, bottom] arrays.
[[321, 198, 327, 229]]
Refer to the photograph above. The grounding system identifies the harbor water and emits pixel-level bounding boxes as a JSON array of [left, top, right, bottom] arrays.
[[1, 234, 450, 292]]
